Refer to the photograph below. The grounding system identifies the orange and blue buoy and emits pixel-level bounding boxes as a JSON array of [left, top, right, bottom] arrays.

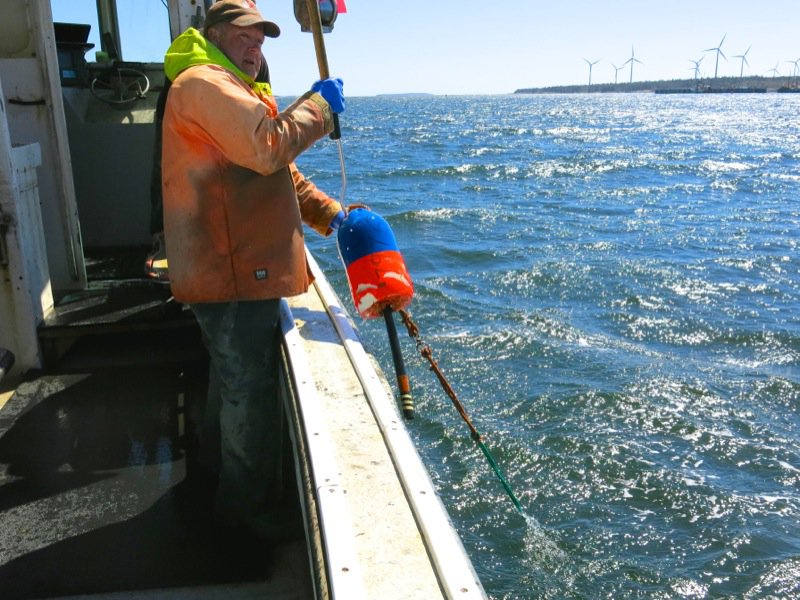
[[337, 207, 414, 319], [338, 207, 415, 418]]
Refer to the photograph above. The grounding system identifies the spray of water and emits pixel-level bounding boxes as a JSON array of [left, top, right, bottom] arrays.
[[521, 512, 578, 596]]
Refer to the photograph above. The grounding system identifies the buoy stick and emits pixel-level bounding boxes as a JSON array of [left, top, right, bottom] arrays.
[[303, 0, 341, 140], [383, 307, 414, 420]]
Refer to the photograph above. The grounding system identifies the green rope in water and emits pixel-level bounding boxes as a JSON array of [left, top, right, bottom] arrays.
[[476, 437, 524, 515]]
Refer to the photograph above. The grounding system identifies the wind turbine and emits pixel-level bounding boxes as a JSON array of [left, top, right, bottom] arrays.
[[704, 34, 727, 78], [623, 46, 642, 84], [786, 58, 800, 78], [584, 58, 600, 86], [689, 56, 704, 80], [733, 46, 751, 79], [612, 63, 625, 84], [767, 63, 780, 78]]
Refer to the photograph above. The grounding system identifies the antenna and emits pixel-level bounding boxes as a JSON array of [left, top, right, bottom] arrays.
[[704, 34, 727, 79], [584, 58, 600, 86], [732, 46, 751, 79], [623, 46, 642, 84]]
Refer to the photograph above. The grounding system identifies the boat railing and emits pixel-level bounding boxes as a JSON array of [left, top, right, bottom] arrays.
[[287, 251, 487, 599]]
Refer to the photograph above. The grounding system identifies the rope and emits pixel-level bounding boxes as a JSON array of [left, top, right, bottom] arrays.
[[336, 138, 347, 205], [398, 309, 524, 515]]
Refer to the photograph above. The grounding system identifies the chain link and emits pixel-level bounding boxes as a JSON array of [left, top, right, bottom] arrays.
[[398, 309, 481, 441]]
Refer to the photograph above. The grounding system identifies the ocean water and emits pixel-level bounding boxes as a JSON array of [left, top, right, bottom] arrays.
[[298, 94, 800, 599]]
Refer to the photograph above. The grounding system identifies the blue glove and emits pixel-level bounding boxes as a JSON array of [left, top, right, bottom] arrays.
[[330, 210, 345, 230], [311, 78, 345, 114]]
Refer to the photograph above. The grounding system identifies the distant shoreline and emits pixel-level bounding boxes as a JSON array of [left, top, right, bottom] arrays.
[[515, 75, 799, 94], [375, 93, 435, 98]]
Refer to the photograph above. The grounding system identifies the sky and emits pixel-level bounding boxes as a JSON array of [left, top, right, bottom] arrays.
[[51, 0, 800, 96]]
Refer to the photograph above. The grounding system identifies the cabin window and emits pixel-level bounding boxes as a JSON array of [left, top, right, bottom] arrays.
[[50, 0, 171, 64]]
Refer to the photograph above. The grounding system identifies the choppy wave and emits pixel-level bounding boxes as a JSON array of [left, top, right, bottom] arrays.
[[302, 94, 800, 599]]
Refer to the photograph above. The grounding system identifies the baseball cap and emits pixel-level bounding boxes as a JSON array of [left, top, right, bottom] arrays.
[[204, 0, 281, 38]]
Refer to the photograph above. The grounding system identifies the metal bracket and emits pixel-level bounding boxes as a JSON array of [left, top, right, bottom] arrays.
[[294, 0, 338, 33]]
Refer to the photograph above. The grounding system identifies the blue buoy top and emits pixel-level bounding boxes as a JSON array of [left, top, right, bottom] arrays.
[[337, 207, 400, 266]]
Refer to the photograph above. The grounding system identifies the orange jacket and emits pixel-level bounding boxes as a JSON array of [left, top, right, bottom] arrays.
[[162, 36, 340, 303]]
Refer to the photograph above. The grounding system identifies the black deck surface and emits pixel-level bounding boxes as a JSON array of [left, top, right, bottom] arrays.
[[0, 299, 311, 599]]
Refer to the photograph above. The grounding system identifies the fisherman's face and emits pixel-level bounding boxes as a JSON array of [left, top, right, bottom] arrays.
[[210, 23, 264, 79]]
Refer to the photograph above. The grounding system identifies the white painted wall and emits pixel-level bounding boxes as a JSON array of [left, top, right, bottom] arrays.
[[0, 0, 86, 292]]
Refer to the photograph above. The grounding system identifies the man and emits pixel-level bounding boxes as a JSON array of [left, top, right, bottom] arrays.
[[145, 51, 271, 282], [161, 0, 345, 538]]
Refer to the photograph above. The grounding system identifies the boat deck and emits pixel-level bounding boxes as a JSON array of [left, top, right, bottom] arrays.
[[0, 284, 313, 599]]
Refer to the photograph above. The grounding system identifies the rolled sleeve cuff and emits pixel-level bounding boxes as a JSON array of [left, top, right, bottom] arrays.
[[306, 92, 334, 135]]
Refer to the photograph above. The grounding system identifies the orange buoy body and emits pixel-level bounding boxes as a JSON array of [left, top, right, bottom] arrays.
[[337, 207, 414, 319]]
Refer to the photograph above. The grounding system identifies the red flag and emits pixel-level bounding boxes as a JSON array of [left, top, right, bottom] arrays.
[[336, 0, 347, 13]]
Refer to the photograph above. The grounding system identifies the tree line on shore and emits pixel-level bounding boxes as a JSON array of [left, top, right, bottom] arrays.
[[515, 75, 799, 94]]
